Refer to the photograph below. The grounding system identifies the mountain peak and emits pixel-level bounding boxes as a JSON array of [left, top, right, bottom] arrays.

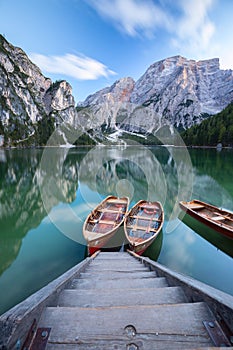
[[149, 55, 220, 72], [81, 76, 135, 107], [82, 55, 233, 131], [1, 34, 233, 146]]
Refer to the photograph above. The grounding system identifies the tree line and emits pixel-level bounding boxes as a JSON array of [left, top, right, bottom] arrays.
[[181, 103, 233, 147]]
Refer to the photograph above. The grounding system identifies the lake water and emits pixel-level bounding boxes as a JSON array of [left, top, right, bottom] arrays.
[[0, 145, 233, 315]]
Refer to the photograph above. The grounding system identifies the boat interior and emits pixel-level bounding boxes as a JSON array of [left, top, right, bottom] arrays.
[[186, 201, 233, 228], [86, 199, 128, 234], [126, 203, 162, 242]]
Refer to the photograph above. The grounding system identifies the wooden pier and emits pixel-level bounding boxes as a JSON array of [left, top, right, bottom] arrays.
[[1, 251, 233, 349]]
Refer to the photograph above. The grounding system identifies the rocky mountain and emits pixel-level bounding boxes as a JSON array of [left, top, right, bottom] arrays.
[[81, 56, 233, 134], [0, 34, 79, 146], [1, 34, 233, 146]]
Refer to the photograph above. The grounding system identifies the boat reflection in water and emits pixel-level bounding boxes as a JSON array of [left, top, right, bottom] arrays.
[[180, 213, 233, 259], [139, 230, 163, 261]]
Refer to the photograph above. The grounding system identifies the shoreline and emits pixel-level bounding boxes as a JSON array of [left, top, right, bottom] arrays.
[[1, 145, 233, 150]]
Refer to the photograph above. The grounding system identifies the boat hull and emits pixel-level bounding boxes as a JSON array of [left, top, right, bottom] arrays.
[[179, 200, 233, 240], [83, 196, 129, 255], [129, 241, 154, 256], [88, 229, 120, 255]]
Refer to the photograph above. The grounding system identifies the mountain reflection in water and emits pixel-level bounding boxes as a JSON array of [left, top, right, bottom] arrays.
[[0, 146, 233, 314]]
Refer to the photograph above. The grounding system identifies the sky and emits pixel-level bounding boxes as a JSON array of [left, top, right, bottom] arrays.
[[1, 0, 233, 102]]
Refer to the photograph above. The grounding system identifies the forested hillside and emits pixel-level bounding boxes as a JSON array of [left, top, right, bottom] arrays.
[[181, 103, 233, 146]]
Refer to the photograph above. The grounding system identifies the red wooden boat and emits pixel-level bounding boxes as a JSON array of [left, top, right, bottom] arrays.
[[124, 200, 164, 255], [179, 199, 233, 240], [83, 196, 129, 255]]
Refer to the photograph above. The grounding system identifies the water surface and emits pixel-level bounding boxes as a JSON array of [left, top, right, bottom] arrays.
[[0, 146, 233, 315]]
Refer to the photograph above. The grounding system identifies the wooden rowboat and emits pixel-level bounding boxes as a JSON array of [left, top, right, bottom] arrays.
[[179, 199, 233, 240], [83, 196, 129, 255], [124, 200, 164, 255]]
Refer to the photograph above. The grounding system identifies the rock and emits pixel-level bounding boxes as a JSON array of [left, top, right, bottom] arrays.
[[1, 33, 233, 146], [80, 55, 233, 133], [0, 35, 78, 146]]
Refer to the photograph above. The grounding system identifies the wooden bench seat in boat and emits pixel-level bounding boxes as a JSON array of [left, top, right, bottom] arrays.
[[138, 205, 159, 210], [89, 219, 116, 225], [211, 216, 226, 221], [99, 208, 124, 213], [188, 204, 205, 210], [127, 225, 157, 232], [107, 199, 128, 204], [129, 215, 162, 222], [212, 212, 233, 222]]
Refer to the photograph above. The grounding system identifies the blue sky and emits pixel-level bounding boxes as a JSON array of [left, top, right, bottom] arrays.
[[1, 0, 233, 102]]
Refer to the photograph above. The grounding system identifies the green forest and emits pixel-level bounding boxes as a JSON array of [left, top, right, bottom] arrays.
[[181, 103, 233, 146]]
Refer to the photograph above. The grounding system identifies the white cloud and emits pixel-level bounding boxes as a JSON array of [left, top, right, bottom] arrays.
[[29, 53, 117, 80], [87, 0, 172, 37], [172, 0, 216, 56], [88, 0, 217, 58], [219, 47, 233, 70]]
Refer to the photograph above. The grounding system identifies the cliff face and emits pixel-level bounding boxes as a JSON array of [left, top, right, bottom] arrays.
[[131, 56, 233, 128], [1, 34, 233, 146], [81, 56, 233, 133], [78, 77, 135, 132], [0, 35, 77, 146]]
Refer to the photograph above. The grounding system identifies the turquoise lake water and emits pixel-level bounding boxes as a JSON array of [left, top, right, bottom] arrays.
[[0, 145, 233, 315]]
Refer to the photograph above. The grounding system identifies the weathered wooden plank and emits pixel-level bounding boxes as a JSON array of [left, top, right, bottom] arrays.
[[85, 266, 149, 273], [128, 251, 233, 331], [85, 265, 149, 275], [86, 264, 148, 272], [58, 286, 188, 307], [94, 253, 133, 259], [0, 254, 99, 349], [3, 250, 233, 350], [71, 277, 168, 290], [92, 258, 141, 264], [39, 303, 215, 346], [88, 265, 146, 271], [90, 256, 144, 262], [89, 261, 144, 267], [46, 343, 233, 350], [87, 266, 147, 272], [78, 271, 157, 280], [94, 253, 139, 258], [93, 257, 138, 262], [92, 253, 142, 261]]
